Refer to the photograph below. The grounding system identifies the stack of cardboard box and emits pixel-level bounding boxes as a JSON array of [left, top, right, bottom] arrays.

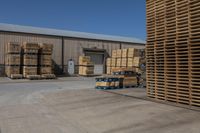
[[106, 48, 145, 74], [78, 56, 94, 76]]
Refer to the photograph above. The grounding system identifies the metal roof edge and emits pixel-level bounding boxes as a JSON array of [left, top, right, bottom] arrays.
[[0, 23, 146, 44]]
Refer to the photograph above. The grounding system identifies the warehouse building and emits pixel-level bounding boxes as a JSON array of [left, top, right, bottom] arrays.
[[0, 23, 145, 76]]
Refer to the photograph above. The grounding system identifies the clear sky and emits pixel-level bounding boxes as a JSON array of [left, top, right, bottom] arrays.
[[0, 0, 146, 40]]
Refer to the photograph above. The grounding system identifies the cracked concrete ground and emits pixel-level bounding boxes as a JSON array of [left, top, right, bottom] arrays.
[[0, 77, 199, 133]]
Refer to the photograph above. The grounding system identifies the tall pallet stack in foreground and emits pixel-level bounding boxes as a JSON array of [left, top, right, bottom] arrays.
[[5, 42, 22, 79], [78, 56, 94, 76], [39, 44, 55, 79], [22, 42, 40, 78], [146, 0, 200, 107]]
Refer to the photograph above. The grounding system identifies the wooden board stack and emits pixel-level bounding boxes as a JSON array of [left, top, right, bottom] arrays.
[[22, 42, 39, 78], [38, 43, 54, 78], [5, 42, 22, 79], [146, 0, 200, 107], [78, 56, 94, 76], [106, 48, 145, 74]]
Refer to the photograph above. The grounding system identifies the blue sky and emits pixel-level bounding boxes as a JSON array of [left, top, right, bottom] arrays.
[[0, 0, 146, 40]]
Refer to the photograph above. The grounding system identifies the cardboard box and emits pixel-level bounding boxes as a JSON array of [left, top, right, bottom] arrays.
[[79, 66, 94, 75], [128, 48, 140, 57], [112, 50, 117, 58], [121, 58, 127, 67], [116, 58, 121, 67], [127, 58, 134, 67], [116, 49, 122, 58], [106, 58, 111, 67], [133, 57, 142, 67], [111, 58, 116, 67], [122, 49, 128, 58], [111, 67, 116, 74], [106, 67, 111, 75], [79, 56, 91, 65]]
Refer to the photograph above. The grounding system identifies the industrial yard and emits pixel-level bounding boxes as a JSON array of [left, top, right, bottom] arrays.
[[0, 0, 200, 132], [0, 77, 199, 133]]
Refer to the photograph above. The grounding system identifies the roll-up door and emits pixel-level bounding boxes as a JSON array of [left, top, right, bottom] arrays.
[[85, 50, 105, 74]]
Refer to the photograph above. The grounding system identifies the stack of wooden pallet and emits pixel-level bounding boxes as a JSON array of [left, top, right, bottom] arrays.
[[106, 48, 145, 75], [5, 42, 22, 79], [39, 43, 55, 79], [22, 42, 40, 79], [146, 0, 200, 107], [78, 56, 94, 76]]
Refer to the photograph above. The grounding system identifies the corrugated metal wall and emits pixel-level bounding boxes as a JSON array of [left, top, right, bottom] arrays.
[[121, 42, 145, 49], [63, 38, 121, 65], [0, 32, 63, 75], [0, 32, 62, 65], [0, 31, 145, 75]]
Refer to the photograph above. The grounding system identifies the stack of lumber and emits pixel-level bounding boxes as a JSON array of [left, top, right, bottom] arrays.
[[22, 42, 39, 78], [106, 48, 145, 74], [78, 56, 94, 76], [146, 0, 200, 107], [95, 76, 121, 90], [5, 42, 22, 79], [38, 43, 55, 78]]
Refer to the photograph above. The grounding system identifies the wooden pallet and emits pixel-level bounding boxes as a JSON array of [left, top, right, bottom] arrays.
[[10, 74, 23, 79], [41, 74, 56, 79], [26, 75, 41, 80], [23, 66, 38, 78], [146, 0, 200, 107]]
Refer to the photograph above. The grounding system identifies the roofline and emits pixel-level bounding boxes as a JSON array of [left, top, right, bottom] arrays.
[[0, 23, 146, 44]]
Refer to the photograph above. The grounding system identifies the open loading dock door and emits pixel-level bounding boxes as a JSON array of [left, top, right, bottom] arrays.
[[84, 49, 105, 75]]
